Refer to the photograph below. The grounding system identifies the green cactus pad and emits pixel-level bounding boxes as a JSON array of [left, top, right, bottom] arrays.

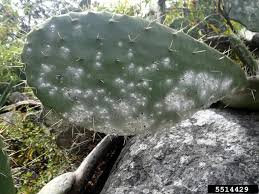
[[22, 12, 247, 135], [223, 0, 259, 32], [0, 138, 15, 194], [222, 77, 259, 110], [229, 35, 258, 76]]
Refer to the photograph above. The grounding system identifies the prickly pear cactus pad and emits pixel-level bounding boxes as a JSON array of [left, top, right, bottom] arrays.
[[222, 77, 259, 110], [22, 12, 248, 135], [223, 0, 259, 32], [0, 138, 15, 194]]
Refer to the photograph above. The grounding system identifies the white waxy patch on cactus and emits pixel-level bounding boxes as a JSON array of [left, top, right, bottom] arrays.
[[129, 93, 147, 107], [221, 78, 233, 91], [62, 88, 83, 100], [49, 24, 56, 32], [179, 70, 195, 86], [113, 101, 136, 116], [165, 88, 195, 112], [86, 74, 92, 79], [66, 66, 84, 79], [128, 49, 134, 59], [96, 51, 102, 61], [38, 77, 51, 88], [118, 41, 123, 47], [137, 80, 149, 89], [154, 102, 163, 109], [137, 66, 144, 74], [59, 46, 71, 59], [154, 103, 163, 110], [151, 63, 157, 69], [179, 71, 226, 101], [41, 64, 53, 73], [83, 89, 93, 99], [128, 63, 135, 71], [196, 72, 220, 92], [95, 62, 102, 68], [66, 104, 93, 124], [104, 96, 111, 102], [127, 82, 135, 90], [120, 89, 126, 93], [162, 57, 171, 69], [73, 24, 82, 34], [97, 107, 110, 120], [199, 90, 208, 101], [145, 66, 151, 71], [114, 78, 125, 87], [97, 89, 105, 94], [125, 113, 154, 134], [165, 79, 173, 86], [26, 47, 32, 54], [49, 86, 58, 96], [147, 63, 158, 72], [142, 80, 149, 88]]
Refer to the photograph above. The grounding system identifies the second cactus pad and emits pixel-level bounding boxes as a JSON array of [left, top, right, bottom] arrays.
[[22, 12, 247, 135], [223, 0, 259, 32]]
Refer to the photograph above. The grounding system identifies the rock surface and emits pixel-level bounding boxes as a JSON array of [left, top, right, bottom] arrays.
[[7, 92, 29, 104], [101, 109, 259, 194]]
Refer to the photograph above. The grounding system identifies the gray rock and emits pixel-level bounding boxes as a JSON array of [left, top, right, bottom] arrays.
[[101, 109, 259, 194], [7, 92, 28, 104]]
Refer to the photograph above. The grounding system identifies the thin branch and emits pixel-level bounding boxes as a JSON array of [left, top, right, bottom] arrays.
[[218, 0, 237, 34]]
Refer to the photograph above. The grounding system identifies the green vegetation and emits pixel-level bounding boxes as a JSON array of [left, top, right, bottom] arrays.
[[0, 113, 78, 193]]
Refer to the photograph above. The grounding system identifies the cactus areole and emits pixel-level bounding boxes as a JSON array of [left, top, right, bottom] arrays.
[[22, 11, 247, 135]]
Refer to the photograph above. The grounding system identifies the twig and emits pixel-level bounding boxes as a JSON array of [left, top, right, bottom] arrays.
[[218, 0, 237, 34]]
